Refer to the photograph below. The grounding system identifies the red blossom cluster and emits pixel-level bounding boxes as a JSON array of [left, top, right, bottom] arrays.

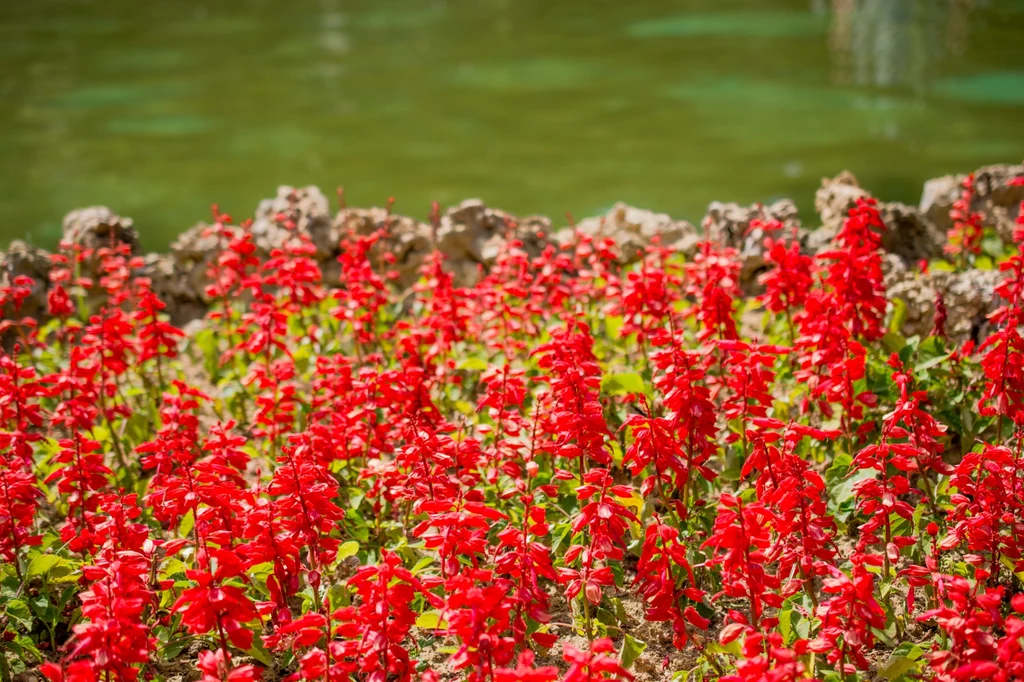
[[3, 187, 1024, 682]]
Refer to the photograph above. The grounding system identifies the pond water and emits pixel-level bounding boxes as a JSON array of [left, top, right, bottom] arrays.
[[2, 0, 1024, 249]]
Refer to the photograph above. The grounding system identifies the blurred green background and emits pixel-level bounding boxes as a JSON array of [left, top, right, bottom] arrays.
[[2, 0, 1024, 249]]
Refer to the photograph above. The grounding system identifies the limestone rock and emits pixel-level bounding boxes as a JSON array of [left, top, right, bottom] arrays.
[[169, 222, 222, 305], [920, 163, 1024, 242], [878, 202, 946, 264], [974, 163, 1024, 242], [61, 206, 141, 284], [332, 207, 433, 288], [815, 172, 945, 264], [436, 200, 551, 286], [0, 240, 52, 326], [62, 206, 140, 254], [887, 267, 1002, 344], [252, 185, 336, 258], [919, 174, 965, 233], [703, 199, 800, 293], [815, 171, 868, 233], [138, 253, 208, 326], [562, 203, 699, 263]]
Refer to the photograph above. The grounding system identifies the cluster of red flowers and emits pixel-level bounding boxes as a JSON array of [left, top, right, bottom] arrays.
[[3, 186, 1024, 682]]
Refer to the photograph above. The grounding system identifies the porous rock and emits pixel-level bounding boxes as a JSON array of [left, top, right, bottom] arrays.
[[252, 185, 336, 258], [919, 174, 964, 232], [0, 240, 52, 324], [62, 206, 140, 254], [332, 207, 433, 288], [703, 199, 800, 293], [559, 203, 699, 264], [887, 267, 1001, 344], [814, 170, 867, 233], [61, 206, 141, 284], [436, 199, 551, 286], [169, 185, 346, 303], [138, 253, 208, 326], [878, 202, 946, 263], [920, 163, 1024, 242], [815, 172, 946, 264], [169, 222, 222, 306]]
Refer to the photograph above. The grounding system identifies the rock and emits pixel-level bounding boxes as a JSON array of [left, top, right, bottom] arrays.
[[62, 206, 140, 254], [815, 172, 945, 265], [169, 223, 223, 305], [561, 203, 699, 263], [881, 253, 909, 287], [703, 199, 800, 293], [803, 227, 835, 255], [705, 199, 800, 248], [0, 240, 53, 327], [61, 206, 141, 288], [878, 202, 946, 264], [920, 163, 1024, 242], [137, 253, 208, 326], [332, 207, 434, 288], [975, 163, 1024, 242], [919, 174, 965, 232], [887, 267, 1002, 344], [815, 170, 868, 233], [170, 186, 348, 302], [252, 185, 336, 259], [437, 200, 550, 277]]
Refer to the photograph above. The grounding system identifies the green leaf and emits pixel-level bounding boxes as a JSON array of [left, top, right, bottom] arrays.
[[888, 297, 907, 333], [247, 562, 275, 580], [178, 509, 195, 539], [778, 602, 793, 645], [619, 633, 647, 670], [877, 654, 921, 679], [336, 541, 359, 561], [457, 357, 489, 372], [551, 523, 573, 555], [26, 554, 69, 578], [881, 332, 906, 354], [4, 599, 33, 630], [605, 315, 625, 340], [915, 352, 952, 373], [415, 611, 446, 629], [601, 372, 645, 396], [410, 556, 434, 576], [246, 635, 275, 667], [161, 637, 192, 661], [708, 639, 742, 656]]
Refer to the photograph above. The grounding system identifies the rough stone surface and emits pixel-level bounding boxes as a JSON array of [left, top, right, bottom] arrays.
[[252, 185, 336, 258], [919, 163, 1024, 242], [62, 206, 140, 254], [919, 174, 965, 233], [703, 199, 800, 293], [975, 163, 1024, 242], [887, 267, 1002, 344], [560, 202, 699, 264], [814, 170, 868, 233], [878, 202, 946, 264], [814, 172, 946, 264], [6, 165, 1022, 341], [169, 222, 221, 308], [436, 199, 551, 286], [138, 253, 208, 326], [332, 207, 434, 288], [0, 240, 53, 324]]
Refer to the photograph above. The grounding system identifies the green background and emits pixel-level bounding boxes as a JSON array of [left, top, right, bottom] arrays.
[[2, 0, 1023, 249]]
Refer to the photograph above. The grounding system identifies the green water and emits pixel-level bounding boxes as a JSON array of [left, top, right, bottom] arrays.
[[2, 0, 1024, 250]]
